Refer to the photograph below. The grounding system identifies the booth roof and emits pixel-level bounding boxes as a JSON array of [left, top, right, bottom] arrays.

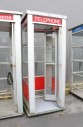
[[68, 24, 83, 31], [0, 10, 22, 15]]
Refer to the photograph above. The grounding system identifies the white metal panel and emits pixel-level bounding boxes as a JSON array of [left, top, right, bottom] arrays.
[[60, 19, 66, 107], [0, 10, 22, 15], [32, 22, 62, 27], [0, 19, 14, 22], [14, 14, 23, 113], [27, 14, 35, 113], [57, 27, 62, 107], [26, 10, 67, 19]]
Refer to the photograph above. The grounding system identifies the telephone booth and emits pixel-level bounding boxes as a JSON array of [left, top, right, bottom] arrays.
[[22, 10, 67, 116], [0, 10, 23, 119], [69, 24, 83, 99]]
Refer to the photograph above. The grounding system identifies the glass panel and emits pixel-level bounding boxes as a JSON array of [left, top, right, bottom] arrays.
[[0, 23, 12, 92], [22, 21, 29, 105], [22, 24, 28, 79], [73, 47, 83, 60], [46, 35, 55, 63], [34, 31, 45, 95], [0, 31, 10, 63], [34, 47, 44, 61], [0, 79, 10, 90], [35, 63, 44, 76], [22, 27, 27, 46], [73, 73, 83, 83], [0, 48, 10, 62], [0, 32, 9, 46], [72, 35, 83, 46], [23, 47, 28, 62], [46, 65, 55, 95], [73, 61, 83, 72], [22, 64, 28, 77], [34, 33, 45, 47], [0, 64, 10, 78], [72, 34, 83, 85]]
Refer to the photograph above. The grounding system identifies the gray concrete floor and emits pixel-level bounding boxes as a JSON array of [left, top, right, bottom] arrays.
[[0, 94, 83, 127], [0, 110, 83, 127]]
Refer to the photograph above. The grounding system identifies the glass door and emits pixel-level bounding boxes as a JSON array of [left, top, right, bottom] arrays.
[[45, 32, 57, 101]]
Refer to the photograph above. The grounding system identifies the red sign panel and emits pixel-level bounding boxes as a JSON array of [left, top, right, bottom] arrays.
[[0, 14, 13, 20], [33, 15, 62, 25]]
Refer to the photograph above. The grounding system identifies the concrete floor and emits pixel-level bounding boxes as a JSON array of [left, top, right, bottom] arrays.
[[65, 94, 83, 114], [0, 94, 83, 127], [0, 99, 19, 119], [0, 110, 83, 127]]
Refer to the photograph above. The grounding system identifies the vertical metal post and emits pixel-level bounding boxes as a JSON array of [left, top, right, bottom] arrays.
[[28, 14, 35, 114], [70, 31, 73, 91], [14, 15, 23, 113], [57, 19, 66, 108], [12, 23, 17, 109]]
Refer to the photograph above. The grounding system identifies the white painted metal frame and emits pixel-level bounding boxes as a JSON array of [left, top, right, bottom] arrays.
[[57, 19, 66, 108], [14, 14, 23, 113], [26, 10, 67, 20], [27, 14, 35, 114], [60, 19, 66, 107]]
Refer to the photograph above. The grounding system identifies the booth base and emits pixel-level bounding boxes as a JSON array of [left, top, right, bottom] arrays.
[[24, 97, 63, 117], [0, 99, 23, 119], [71, 89, 83, 100]]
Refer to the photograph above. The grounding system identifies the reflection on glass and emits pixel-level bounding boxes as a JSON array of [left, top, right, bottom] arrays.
[[22, 64, 28, 77], [0, 32, 9, 46], [0, 64, 10, 78], [22, 24, 28, 81], [46, 65, 55, 95], [72, 35, 83, 46], [34, 47, 44, 62], [34, 32, 45, 77], [0, 48, 10, 62], [72, 35, 83, 84], [46, 35, 55, 63], [35, 63, 44, 76], [23, 47, 28, 62], [73, 74, 83, 83], [73, 48, 83, 60], [34, 33, 45, 47], [73, 61, 83, 72]]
